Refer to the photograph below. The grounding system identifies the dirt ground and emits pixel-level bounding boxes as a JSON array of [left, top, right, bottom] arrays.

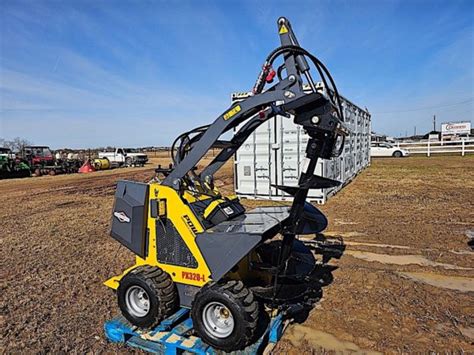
[[1, 154, 473, 353]]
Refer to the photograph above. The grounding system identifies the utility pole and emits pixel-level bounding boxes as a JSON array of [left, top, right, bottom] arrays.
[[414, 126, 417, 136], [433, 115, 436, 131]]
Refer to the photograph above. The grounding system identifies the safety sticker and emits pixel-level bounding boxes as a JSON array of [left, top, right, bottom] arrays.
[[279, 24, 288, 34], [223, 105, 241, 120]]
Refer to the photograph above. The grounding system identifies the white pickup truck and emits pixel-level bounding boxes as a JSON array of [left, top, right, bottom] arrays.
[[98, 148, 148, 167]]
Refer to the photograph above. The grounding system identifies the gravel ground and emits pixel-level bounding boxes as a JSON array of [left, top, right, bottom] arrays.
[[1, 155, 473, 353]]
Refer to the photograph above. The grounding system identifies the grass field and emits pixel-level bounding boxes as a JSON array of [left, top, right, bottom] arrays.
[[1, 155, 473, 353]]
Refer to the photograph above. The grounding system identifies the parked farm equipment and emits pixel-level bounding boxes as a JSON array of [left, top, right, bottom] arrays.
[[93, 158, 113, 170], [0, 147, 31, 179], [78, 159, 96, 173], [21, 146, 82, 176]]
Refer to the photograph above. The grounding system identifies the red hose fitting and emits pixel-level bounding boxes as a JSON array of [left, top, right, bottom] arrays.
[[265, 69, 276, 83], [252, 62, 272, 94]]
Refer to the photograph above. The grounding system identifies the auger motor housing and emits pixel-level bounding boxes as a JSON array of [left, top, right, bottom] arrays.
[[105, 17, 347, 352]]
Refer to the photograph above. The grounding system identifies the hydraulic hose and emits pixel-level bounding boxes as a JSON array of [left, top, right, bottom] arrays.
[[171, 124, 210, 165], [263, 45, 345, 122]]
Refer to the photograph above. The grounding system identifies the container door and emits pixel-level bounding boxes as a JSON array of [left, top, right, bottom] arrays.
[[275, 115, 326, 201], [276, 115, 300, 199], [254, 120, 274, 197], [235, 120, 274, 198]]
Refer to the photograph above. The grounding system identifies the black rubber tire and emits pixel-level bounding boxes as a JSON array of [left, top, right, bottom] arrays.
[[191, 280, 259, 351], [393, 150, 403, 158], [125, 157, 132, 166], [117, 266, 177, 328]]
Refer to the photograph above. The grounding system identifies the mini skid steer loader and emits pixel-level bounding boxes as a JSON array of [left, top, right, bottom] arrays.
[[104, 17, 347, 351]]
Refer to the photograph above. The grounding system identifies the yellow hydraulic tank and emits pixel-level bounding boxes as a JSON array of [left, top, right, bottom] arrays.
[[94, 158, 110, 170]]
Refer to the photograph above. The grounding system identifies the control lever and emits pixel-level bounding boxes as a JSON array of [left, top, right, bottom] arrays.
[[155, 163, 174, 176]]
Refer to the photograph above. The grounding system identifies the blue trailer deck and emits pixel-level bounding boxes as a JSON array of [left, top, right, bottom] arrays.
[[104, 308, 285, 354]]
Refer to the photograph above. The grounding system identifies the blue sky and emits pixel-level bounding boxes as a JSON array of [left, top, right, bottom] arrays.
[[1, 0, 473, 148]]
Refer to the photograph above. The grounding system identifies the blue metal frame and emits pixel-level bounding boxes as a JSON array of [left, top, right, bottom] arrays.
[[104, 308, 284, 354]]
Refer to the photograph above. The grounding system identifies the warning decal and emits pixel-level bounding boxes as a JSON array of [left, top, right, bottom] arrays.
[[223, 105, 241, 120], [279, 24, 288, 34]]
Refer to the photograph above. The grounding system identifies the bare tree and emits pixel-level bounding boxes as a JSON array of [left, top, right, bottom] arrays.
[[0, 137, 32, 152]]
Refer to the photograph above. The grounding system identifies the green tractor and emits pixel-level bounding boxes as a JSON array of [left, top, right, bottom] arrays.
[[0, 148, 31, 179]]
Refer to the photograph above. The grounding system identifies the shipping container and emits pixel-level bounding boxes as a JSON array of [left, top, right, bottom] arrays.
[[233, 83, 371, 204]]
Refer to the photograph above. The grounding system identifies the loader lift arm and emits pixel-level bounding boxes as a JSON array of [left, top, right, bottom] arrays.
[[165, 20, 344, 180], [163, 16, 347, 282]]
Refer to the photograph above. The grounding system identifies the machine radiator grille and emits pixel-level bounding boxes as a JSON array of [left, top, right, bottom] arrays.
[[156, 219, 198, 268]]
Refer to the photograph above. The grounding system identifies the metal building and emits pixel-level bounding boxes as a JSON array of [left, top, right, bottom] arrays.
[[233, 83, 371, 204]]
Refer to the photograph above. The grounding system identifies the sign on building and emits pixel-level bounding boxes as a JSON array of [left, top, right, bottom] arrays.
[[441, 121, 471, 136]]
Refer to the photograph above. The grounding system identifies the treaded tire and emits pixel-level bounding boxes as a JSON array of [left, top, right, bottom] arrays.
[[191, 280, 259, 351], [117, 265, 177, 328], [393, 150, 403, 158]]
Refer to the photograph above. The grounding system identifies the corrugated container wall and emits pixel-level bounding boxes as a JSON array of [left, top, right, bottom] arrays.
[[233, 83, 371, 204]]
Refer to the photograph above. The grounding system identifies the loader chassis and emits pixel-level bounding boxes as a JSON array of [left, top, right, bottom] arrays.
[[106, 183, 212, 291], [106, 181, 291, 302], [105, 17, 347, 351]]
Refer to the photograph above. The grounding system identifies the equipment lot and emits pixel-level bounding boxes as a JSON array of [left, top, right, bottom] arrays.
[[1, 155, 473, 353]]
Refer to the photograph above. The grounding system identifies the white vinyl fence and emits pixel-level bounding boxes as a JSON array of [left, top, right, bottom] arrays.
[[395, 139, 474, 156]]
